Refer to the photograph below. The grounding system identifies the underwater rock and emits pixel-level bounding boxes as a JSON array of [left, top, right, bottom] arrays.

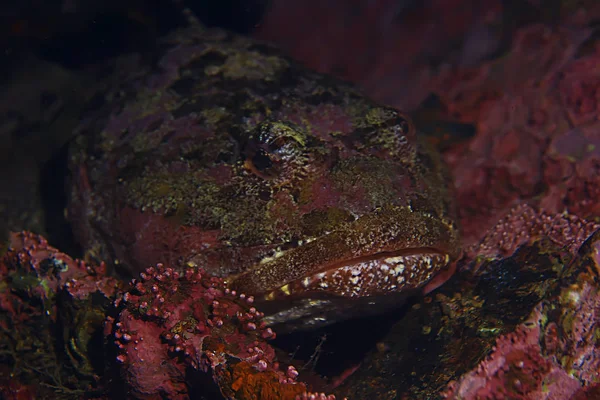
[[111, 262, 332, 399], [443, 229, 600, 399], [332, 221, 600, 399], [0, 232, 341, 399], [0, 231, 120, 397]]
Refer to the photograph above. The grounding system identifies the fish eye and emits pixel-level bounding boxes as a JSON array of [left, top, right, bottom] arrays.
[[251, 148, 274, 171], [244, 120, 307, 178]]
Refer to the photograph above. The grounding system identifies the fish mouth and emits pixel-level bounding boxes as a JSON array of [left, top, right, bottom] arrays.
[[254, 247, 451, 332], [262, 248, 450, 300], [256, 248, 450, 333], [226, 205, 459, 299]]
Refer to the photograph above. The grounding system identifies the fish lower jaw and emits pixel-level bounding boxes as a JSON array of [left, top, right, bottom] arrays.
[[264, 250, 450, 300]]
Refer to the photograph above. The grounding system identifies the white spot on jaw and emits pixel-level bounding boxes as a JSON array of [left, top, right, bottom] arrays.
[[384, 256, 405, 264], [394, 264, 405, 275], [279, 251, 450, 300]]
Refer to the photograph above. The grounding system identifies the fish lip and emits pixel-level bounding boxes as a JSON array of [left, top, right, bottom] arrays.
[[305, 246, 449, 275], [262, 247, 450, 300], [226, 206, 460, 296]]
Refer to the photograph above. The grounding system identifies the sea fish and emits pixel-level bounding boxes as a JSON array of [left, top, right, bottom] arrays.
[[68, 26, 460, 331]]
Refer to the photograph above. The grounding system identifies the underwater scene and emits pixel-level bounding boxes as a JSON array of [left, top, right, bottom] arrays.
[[1, 1, 600, 399]]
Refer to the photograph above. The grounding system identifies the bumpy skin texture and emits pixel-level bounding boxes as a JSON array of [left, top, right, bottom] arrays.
[[69, 26, 459, 330]]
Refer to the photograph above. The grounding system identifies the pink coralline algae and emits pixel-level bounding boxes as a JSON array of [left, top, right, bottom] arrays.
[[465, 203, 600, 262], [435, 22, 597, 242], [111, 262, 322, 399], [430, 21, 600, 244], [0, 231, 120, 395], [2, 231, 120, 301], [0, 232, 341, 399], [543, 46, 600, 217], [443, 231, 600, 399], [442, 311, 580, 399], [295, 392, 339, 400]]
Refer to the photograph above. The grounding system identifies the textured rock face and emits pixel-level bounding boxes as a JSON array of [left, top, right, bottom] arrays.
[[332, 222, 600, 400], [0, 232, 120, 398], [68, 26, 459, 330]]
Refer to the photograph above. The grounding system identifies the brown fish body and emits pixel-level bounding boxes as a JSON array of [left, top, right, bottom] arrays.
[[69, 26, 459, 330]]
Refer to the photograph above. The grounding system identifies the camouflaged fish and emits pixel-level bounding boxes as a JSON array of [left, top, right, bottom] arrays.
[[68, 26, 460, 331]]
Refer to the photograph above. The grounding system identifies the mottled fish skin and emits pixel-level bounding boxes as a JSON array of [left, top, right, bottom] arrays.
[[68, 26, 460, 331]]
